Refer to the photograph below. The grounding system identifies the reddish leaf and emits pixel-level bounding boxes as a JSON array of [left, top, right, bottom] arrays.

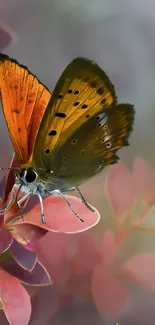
[[0, 154, 19, 207], [1, 255, 52, 286], [0, 270, 31, 325], [14, 195, 100, 233], [11, 224, 47, 245], [0, 228, 13, 254], [10, 240, 37, 271]]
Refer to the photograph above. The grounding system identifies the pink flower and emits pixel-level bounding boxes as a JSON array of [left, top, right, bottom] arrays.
[[91, 158, 155, 316], [32, 230, 102, 323], [105, 157, 155, 232], [0, 155, 100, 325], [0, 270, 31, 325], [91, 230, 128, 315]]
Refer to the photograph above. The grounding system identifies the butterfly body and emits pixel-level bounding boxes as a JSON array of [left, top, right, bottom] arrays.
[[17, 167, 76, 195], [0, 53, 135, 223]]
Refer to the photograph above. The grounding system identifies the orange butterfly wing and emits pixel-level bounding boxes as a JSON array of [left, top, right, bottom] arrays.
[[0, 53, 51, 168]]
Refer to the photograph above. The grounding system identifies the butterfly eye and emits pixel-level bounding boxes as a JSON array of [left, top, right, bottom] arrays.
[[74, 90, 79, 94], [20, 168, 38, 184], [68, 89, 72, 94]]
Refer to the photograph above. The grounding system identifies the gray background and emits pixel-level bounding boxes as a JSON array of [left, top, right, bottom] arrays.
[[0, 1, 155, 324]]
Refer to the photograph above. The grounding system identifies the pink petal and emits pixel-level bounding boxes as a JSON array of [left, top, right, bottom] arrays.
[[11, 224, 47, 245], [4, 191, 29, 222], [69, 232, 101, 277], [10, 240, 37, 271], [66, 273, 92, 297], [105, 161, 136, 218], [91, 263, 128, 315], [0, 228, 13, 254], [121, 254, 155, 290], [100, 230, 117, 264], [0, 154, 19, 207], [1, 255, 52, 286], [15, 195, 100, 233], [34, 232, 71, 284], [133, 157, 155, 202], [0, 270, 31, 325]]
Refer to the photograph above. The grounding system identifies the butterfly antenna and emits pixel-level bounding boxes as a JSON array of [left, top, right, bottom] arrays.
[[37, 167, 49, 172], [0, 167, 20, 171]]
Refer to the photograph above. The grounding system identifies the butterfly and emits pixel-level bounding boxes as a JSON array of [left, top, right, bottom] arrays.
[[0, 53, 135, 223]]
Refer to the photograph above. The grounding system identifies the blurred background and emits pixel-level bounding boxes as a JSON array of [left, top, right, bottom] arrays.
[[0, 0, 155, 324]]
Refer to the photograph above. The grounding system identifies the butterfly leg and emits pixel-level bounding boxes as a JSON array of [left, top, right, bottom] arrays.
[[17, 192, 46, 224], [16, 188, 31, 222], [51, 190, 84, 222], [0, 183, 16, 213], [76, 187, 95, 212], [17, 192, 31, 209], [36, 193, 46, 224]]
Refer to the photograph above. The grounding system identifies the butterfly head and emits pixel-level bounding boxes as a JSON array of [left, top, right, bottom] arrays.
[[18, 167, 38, 185]]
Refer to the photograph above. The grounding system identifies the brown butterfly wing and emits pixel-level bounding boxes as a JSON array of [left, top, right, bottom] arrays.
[[0, 53, 51, 167], [34, 103, 134, 187], [33, 57, 117, 170]]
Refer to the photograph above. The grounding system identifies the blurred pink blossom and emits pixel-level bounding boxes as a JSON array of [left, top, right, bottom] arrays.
[[92, 157, 155, 315], [105, 157, 155, 232]]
